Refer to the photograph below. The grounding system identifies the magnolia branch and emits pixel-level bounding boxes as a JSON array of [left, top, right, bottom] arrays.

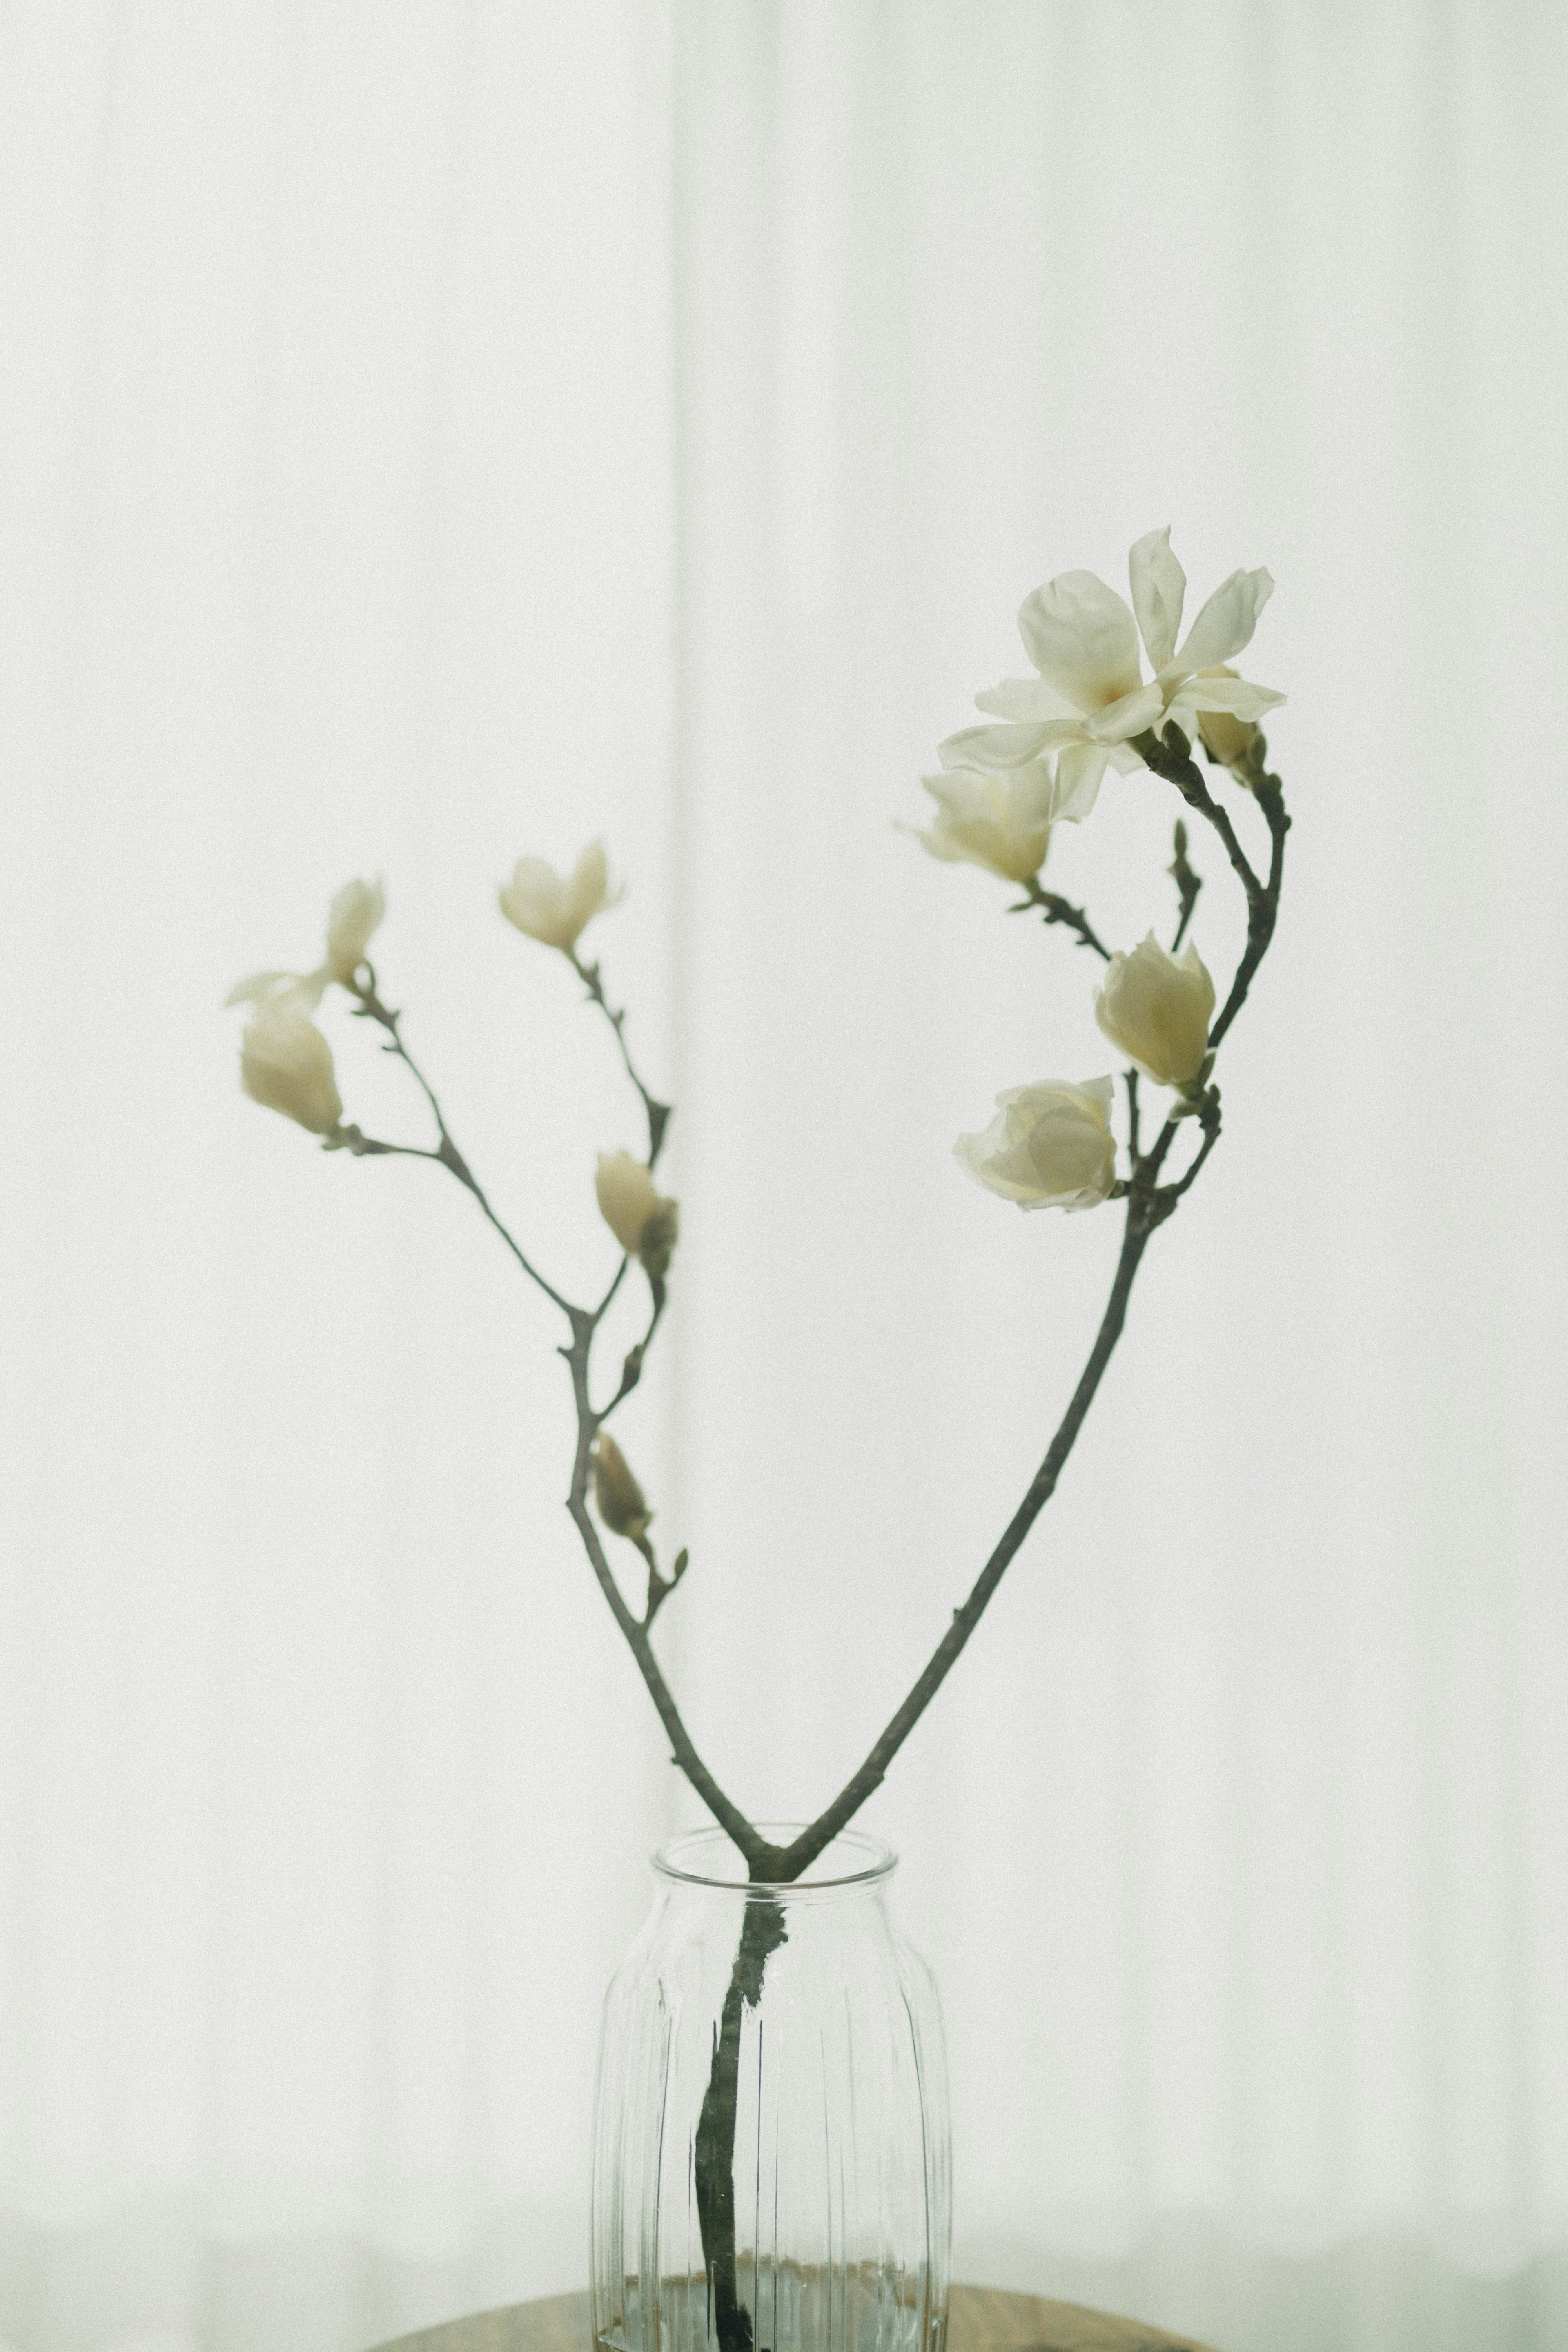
[[325, 746, 1286, 1893], [753, 759, 1285, 1883], [571, 949, 673, 1169], [333, 960, 775, 1879], [339, 976, 577, 1317]]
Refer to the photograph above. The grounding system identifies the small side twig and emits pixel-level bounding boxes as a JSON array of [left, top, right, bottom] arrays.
[[570, 949, 673, 1169], [345, 973, 578, 1319], [1168, 819, 1203, 953], [1131, 725, 1290, 1050], [1009, 874, 1112, 960]]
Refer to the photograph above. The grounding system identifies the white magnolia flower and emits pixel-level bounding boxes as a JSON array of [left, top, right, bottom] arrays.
[[500, 841, 621, 953], [938, 528, 1285, 815], [595, 1151, 679, 1278], [239, 999, 344, 1135], [908, 754, 1090, 882], [954, 1077, 1118, 1213], [227, 875, 385, 1011], [1094, 933, 1216, 1089]]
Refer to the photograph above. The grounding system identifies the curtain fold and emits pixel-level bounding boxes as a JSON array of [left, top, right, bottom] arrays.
[[1, 5, 1564, 2349]]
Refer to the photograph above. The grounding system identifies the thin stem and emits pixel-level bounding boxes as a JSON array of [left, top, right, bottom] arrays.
[[1165, 1114, 1223, 1200], [1169, 820, 1203, 953], [1131, 728, 1265, 904], [1131, 728, 1291, 1051], [1011, 874, 1112, 960], [591, 1284, 667, 1424], [350, 978, 579, 1319], [769, 1187, 1162, 1882], [1210, 776, 1289, 1049], [570, 949, 673, 1169], [561, 1321, 773, 1875]]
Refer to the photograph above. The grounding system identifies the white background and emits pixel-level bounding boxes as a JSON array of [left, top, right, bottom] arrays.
[[1, 5, 1565, 2349]]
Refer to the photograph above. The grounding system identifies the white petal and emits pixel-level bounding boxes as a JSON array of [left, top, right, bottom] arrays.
[[1082, 682, 1165, 743], [938, 719, 1076, 772], [973, 675, 1069, 722], [1172, 673, 1287, 721], [225, 966, 328, 1012], [1105, 741, 1147, 776], [225, 969, 296, 1007], [1051, 741, 1111, 820], [1129, 527, 1187, 670], [1017, 571, 1144, 715], [1171, 566, 1274, 675]]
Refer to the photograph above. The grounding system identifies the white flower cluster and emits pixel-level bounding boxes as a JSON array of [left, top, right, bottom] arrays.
[[225, 877, 387, 1135], [925, 531, 1282, 1212], [228, 842, 677, 1278]]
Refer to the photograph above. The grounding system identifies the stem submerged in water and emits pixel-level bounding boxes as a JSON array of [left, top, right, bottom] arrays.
[[693, 1896, 790, 2352]]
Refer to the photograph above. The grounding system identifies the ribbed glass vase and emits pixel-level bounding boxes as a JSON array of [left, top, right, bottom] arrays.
[[591, 1826, 951, 2352]]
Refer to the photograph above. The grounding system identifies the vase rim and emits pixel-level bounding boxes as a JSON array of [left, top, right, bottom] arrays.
[[653, 1823, 897, 1893]]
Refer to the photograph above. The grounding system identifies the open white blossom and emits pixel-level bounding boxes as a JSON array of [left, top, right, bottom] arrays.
[[955, 1078, 1118, 1213], [1094, 933, 1216, 1089], [908, 752, 1095, 883], [227, 874, 385, 1011], [938, 529, 1285, 814], [500, 842, 621, 953], [239, 999, 344, 1135]]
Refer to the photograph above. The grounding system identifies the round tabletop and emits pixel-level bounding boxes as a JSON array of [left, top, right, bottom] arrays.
[[371, 2282, 1219, 2352]]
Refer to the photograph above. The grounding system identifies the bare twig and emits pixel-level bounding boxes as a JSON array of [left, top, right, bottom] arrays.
[[336, 970, 760, 1862], [1009, 873, 1112, 961], [1131, 726, 1290, 1049], [570, 949, 673, 1169], [346, 976, 579, 1318], [1168, 818, 1203, 953]]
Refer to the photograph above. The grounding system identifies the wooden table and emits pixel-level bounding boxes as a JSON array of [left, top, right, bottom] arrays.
[[371, 2282, 1219, 2352]]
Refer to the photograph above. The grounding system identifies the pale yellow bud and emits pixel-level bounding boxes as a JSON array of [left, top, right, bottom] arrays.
[[595, 1151, 679, 1276], [636, 1198, 680, 1284], [1094, 933, 1216, 1089], [239, 1001, 344, 1135], [592, 1432, 653, 1541], [324, 875, 385, 984], [1192, 666, 1260, 770]]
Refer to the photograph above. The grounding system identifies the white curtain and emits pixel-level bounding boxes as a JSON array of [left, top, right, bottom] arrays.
[[2, 5, 1564, 2349]]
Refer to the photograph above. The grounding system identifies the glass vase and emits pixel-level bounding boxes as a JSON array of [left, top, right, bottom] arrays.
[[591, 1826, 951, 2352]]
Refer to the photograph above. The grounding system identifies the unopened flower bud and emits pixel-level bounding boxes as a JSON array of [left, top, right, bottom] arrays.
[[325, 875, 385, 984], [595, 1151, 679, 1276], [636, 1200, 679, 1284], [1193, 666, 1260, 771], [1094, 934, 1215, 1089], [592, 1432, 653, 1541], [240, 1000, 344, 1135], [500, 841, 621, 952]]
